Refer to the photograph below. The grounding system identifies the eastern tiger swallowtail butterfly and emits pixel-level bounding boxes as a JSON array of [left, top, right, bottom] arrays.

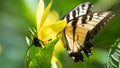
[[62, 2, 114, 62]]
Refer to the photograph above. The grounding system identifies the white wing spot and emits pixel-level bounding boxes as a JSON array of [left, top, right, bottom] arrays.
[[69, 12, 73, 20], [75, 9, 79, 17]]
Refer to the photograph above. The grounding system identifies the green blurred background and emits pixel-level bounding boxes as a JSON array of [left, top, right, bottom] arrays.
[[0, 0, 120, 68]]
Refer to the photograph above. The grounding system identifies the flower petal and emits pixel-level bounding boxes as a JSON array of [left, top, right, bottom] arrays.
[[38, 0, 52, 31], [54, 39, 64, 52], [38, 20, 67, 43], [37, 10, 60, 41], [36, 0, 44, 30], [51, 53, 62, 68], [43, 10, 59, 26]]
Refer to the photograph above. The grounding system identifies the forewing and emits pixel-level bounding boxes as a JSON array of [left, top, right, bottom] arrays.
[[83, 11, 114, 58], [83, 11, 114, 38]]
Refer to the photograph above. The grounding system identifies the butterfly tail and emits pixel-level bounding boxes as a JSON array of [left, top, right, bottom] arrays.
[[69, 51, 84, 62]]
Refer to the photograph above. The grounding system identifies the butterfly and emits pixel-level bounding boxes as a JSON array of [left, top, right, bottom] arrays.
[[62, 2, 114, 62]]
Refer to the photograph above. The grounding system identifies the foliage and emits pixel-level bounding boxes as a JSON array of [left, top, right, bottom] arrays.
[[24, 36, 60, 68], [106, 38, 120, 68], [0, 0, 120, 68]]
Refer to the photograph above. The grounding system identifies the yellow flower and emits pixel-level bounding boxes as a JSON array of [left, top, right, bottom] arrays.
[[36, 0, 66, 45], [36, 0, 66, 67]]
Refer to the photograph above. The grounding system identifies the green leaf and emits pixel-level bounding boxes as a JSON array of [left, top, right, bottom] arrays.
[[24, 45, 40, 68], [24, 36, 60, 68], [106, 38, 120, 68]]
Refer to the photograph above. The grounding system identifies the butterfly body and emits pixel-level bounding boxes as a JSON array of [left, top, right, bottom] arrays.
[[62, 2, 114, 62]]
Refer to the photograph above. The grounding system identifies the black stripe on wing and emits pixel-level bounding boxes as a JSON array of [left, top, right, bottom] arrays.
[[62, 2, 93, 22]]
